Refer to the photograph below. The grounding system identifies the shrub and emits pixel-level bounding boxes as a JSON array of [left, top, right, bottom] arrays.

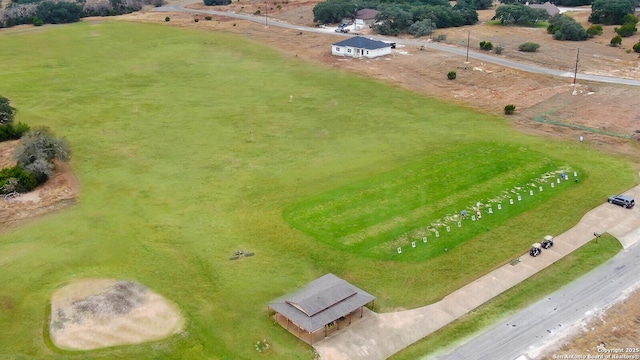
[[408, 19, 435, 38], [447, 71, 457, 80], [165, 16, 170, 21], [479, 41, 493, 51], [547, 14, 587, 41], [494, 46, 503, 55], [610, 35, 622, 46], [614, 22, 637, 37], [194, 18, 199, 22], [254, 10, 260, 15], [633, 42, 640, 53], [586, 24, 603, 37], [0, 122, 30, 142], [518, 42, 540, 52], [36, 1, 83, 24], [432, 34, 447, 42], [205, 15, 212, 20], [504, 104, 516, 115], [0, 166, 38, 194], [622, 14, 639, 25], [32, 16, 43, 26]]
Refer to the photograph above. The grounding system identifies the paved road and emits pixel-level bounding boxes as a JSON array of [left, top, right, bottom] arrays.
[[437, 193, 640, 360], [154, 1, 640, 87], [313, 186, 640, 360]]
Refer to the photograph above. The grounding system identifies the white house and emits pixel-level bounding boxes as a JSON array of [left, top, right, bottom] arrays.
[[331, 36, 392, 59]]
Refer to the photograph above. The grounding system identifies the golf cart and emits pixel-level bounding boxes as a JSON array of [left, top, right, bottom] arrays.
[[529, 243, 542, 257], [541, 235, 554, 249]]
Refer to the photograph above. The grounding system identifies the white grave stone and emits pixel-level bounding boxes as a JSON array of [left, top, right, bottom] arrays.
[[517, 195, 522, 201], [472, 215, 476, 221], [539, 186, 543, 192], [530, 190, 534, 196], [457, 221, 462, 227], [574, 171, 578, 177], [509, 198, 514, 205], [551, 182, 555, 188], [412, 241, 416, 248], [488, 207, 493, 214], [423, 236, 427, 243], [557, 178, 561, 184], [446, 226, 451, 232], [397, 247, 402, 254], [498, 204, 502, 210], [435, 231, 440, 238]]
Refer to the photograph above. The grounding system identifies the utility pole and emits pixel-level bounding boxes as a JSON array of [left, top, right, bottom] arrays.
[[465, 30, 470, 63], [573, 48, 580, 85], [265, 0, 268, 27]]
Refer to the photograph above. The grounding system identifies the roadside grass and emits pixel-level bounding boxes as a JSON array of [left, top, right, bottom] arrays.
[[390, 234, 622, 360], [0, 21, 635, 359]]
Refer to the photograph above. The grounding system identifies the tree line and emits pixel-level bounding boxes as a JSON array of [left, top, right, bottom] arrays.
[[0, 0, 164, 28]]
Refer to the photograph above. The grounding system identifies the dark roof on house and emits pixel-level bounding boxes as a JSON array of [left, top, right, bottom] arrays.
[[528, 2, 560, 16], [356, 9, 379, 20], [332, 36, 391, 50], [269, 273, 376, 333]]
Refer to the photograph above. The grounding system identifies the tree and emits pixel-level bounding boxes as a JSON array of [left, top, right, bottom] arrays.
[[455, 0, 492, 10], [374, 5, 413, 35], [14, 127, 71, 181], [633, 41, 640, 53], [0, 96, 16, 125], [547, 14, 587, 41], [589, 0, 634, 25], [36, 1, 83, 24], [408, 18, 436, 37], [615, 22, 637, 37], [586, 24, 603, 37], [313, 0, 357, 24], [494, 4, 548, 25], [203, 0, 231, 5], [479, 40, 493, 50], [447, 71, 456, 80]]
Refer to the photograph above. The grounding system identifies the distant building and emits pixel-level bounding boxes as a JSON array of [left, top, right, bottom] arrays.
[[355, 8, 379, 30], [332, 36, 392, 59], [527, 1, 560, 17]]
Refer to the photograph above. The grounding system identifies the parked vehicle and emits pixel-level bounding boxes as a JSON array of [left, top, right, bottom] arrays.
[[335, 28, 350, 33], [529, 243, 542, 257], [541, 235, 554, 249], [608, 194, 635, 208]]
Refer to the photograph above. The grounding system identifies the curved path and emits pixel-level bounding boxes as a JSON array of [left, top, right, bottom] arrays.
[[314, 185, 640, 360], [153, 1, 640, 87]]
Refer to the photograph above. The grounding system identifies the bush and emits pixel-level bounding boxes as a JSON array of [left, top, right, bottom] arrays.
[[194, 18, 199, 22], [0, 166, 38, 194], [547, 14, 587, 41], [504, 104, 516, 115], [614, 22, 637, 37], [32, 16, 43, 26], [586, 24, 603, 37], [518, 42, 540, 52], [432, 34, 447, 42], [479, 41, 493, 51], [633, 42, 640, 53], [165, 16, 170, 21], [408, 19, 435, 38], [610, 35, 622, 46], [447, 71, 457, 80], [14, 127, 71, 181], [0, 96, 17, 125], [205, 15, 212, 20], [36, 1, 83, 24], [494, 46, 503, 55], [0, 122, 30, 142]]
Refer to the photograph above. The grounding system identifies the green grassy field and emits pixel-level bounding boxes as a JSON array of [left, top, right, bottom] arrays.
[[0, 21, 636, 359]]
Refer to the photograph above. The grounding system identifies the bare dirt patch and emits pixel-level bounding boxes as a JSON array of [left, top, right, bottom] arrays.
[[49, 279, 184, 351]]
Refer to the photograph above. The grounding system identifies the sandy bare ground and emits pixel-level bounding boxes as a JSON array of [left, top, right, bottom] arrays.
[[49, 279, 184, 350]]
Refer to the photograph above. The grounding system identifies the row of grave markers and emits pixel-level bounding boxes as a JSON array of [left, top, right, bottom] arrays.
[[396, 171, 578, 254]]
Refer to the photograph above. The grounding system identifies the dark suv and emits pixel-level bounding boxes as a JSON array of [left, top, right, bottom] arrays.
[[608, 194, 635, 208]]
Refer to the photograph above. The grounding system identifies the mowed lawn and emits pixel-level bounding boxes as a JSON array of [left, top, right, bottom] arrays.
[[0, 21, 635, 359]]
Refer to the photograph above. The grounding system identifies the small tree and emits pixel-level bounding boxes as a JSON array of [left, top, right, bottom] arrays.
[[615, 22, 637, 37], [408, 19, 436, 38], [165, 16, 170, 21], [518, 42, 540, 52], [504, 104, 516, 115], [494, 46, 503, 55], [633, 41, 640, 53], [447, 71, 457, 80], [611, 35, 622, 46], [479, 41, 493, 51], [0, 96, 17, 125]]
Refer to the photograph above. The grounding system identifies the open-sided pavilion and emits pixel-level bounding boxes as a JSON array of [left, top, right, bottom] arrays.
[[268, 273, 376, 345]]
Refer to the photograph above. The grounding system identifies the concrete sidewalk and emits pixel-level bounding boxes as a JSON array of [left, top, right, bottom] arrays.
[[314, 186, 640, 360]]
